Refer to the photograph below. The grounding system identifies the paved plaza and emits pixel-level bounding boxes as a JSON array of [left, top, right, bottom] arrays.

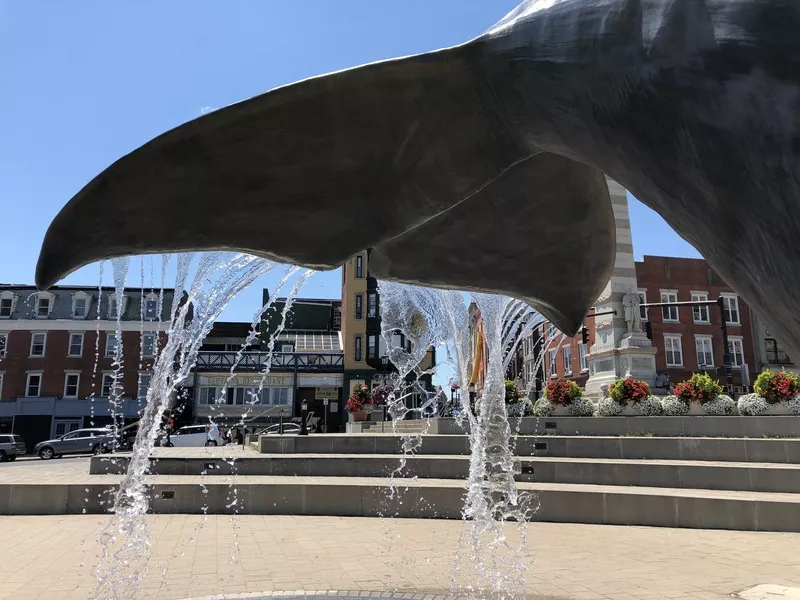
[[0, 513, 796, 600]]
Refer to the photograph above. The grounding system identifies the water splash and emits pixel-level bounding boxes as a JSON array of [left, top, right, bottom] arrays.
[[93, 252, 276, 600]]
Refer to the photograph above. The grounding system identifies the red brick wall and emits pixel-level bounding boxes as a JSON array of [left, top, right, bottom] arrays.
[[0, 329, 164, 400], [636, 256, 757, 387], [543, 324, 596, 387]]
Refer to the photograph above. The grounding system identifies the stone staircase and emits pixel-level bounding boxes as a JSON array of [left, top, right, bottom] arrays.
[[3, 431, 799, 531]]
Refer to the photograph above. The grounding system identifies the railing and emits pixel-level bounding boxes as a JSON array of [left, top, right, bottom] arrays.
[[193, 351, 344, 372]]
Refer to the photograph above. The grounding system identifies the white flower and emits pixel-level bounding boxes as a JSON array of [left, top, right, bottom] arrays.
[[598, 398, 623, 416], [532, 398, 555, 417], [737, 393, 768, 416], [566, 397, 594, 417], [661, 395, 689, 416], [703, 394, 736, 415], [634, 395, 663, 416], [786, 395, 800, 415], [507, 399, 533, 417]]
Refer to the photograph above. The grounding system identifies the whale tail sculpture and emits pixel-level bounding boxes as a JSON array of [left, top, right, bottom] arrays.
[[36, 0, 800, 356]]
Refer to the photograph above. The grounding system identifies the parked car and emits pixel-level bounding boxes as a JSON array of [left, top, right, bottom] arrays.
[[34, 428, 116, 459], [0, 434, 26, 461], [166, 424, 224, 447], [263, 423, 301, 435]]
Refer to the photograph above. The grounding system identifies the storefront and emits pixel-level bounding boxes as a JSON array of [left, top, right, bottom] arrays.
[[192, 373, 295, 423]]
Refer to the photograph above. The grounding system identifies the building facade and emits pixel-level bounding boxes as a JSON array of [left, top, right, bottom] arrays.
[[0, 285, 173, 446], [340, 251, 435, 408]]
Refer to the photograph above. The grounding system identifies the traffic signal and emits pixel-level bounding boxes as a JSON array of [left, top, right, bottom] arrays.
[[645, 321, 653, 340], [581, 326, 589, 345]]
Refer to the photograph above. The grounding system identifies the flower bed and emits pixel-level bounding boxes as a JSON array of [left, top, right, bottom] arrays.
[[741, 370, 800, 415], [599, 377, 663, 416], [534, 379, 593, 417]]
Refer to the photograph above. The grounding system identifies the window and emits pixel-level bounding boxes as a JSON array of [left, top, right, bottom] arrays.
[[63, 373, 80, 398], [26, 373, 42, 397], [691, 292, 710, 323], [35, 294, 52, 318], [0, 295, 13, 318], [199, 386, 219, 405], [549, 349, 557, 377], [548, 323, 557, 339], [142, 333, 156, 358], [101, 373, 120, 398], [0, 373, 3, 400], [368, 335, 377, 359], [664, 335, 683, 367], [355, 255, 364, 278], [638, 290, 648, 321], [0, 333, 6, 358], [272, 387, 289, 405], [367, 293, 377, 318], [765, 338, 792, 365], [660, 291, 679, 322], [137, 373, 152, 400], [728, 338, 745, 367], [144, 296, 158, 320], [68, 333, 84, 357], [579, 343, 588, 372], [355, 294, 363, 319], [354, 336, 362, 362], [53, 419, 81, 437], [106, 333, 119, 357], [695, 337, 714, 368], [108, 294, 127, 319], [562, 347, 572, 374], [722, 294, 740, 325], [30, 332, 46, 357], [71, 293, 89, 318]]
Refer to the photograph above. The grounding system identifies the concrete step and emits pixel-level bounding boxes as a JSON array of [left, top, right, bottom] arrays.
[[253, 434, 800, 463], [91, 453, 800, 493], [2, 474, 799, 531], [431, 415, 800, 438]]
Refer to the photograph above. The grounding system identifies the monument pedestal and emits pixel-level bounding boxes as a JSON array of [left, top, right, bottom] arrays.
[[584, 178, 658, 398]]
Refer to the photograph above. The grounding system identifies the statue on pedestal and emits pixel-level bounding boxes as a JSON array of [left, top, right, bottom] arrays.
[[622, 293, 642, 335]]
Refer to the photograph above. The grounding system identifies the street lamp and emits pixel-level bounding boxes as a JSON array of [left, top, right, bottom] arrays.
[[468, 383, 476, 412], [279, 408, 285, 435], [299, 401, 309, 436], [381, 356, 389, 425]]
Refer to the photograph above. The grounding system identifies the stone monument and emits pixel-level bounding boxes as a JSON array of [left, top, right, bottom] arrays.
[[585, 179, 657, 397]]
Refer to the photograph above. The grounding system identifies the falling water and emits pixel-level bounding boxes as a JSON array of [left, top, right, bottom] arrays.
[[377, 282, 546, 599], [93, 252, 277, 600]]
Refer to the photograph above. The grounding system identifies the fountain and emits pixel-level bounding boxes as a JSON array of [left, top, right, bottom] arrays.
[[30, 0, 800, 599]]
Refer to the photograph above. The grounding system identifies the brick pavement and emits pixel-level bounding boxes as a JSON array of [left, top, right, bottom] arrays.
[[0, 515, 796, 600]]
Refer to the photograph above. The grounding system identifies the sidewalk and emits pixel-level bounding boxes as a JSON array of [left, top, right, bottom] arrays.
[[0, 515, 796, 600]]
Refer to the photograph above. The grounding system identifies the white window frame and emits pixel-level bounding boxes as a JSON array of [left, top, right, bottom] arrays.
[[0, 332, 7, 358], [71, 291, 91, 319], [29, 332, 47, 357], [579, 343, 588, 372], [664, 334, 683, 367], [722, 294, 741, 325], [0, 291, 18, 319], [367, 293, 377, 318], [695, 335, 714, 369], [68, 332, 84, 357], [63, 372, 81, 398], [35, 291, 55, 319], [548, 349, 557, 378], [100, 373, 118, 398], [562, 346, 572, 375], [691, 291, 710, 324], [354, 335, 362, 362], [660, 290, 679, 322], [107, 293, 128, 319], [728, 336, 745, 368], [355, 255, 364, 278], [26, 372, 43, 397], [141, 333, 156, 358], [143, 293, 159, 321], [105, 332, 119, 357], [638, 289, 648, 322], [137, 372, 152, 400]]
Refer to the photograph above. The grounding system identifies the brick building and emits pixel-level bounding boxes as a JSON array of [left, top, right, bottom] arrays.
[[517, 255, 760, 396], [0, 285, 174, 446]]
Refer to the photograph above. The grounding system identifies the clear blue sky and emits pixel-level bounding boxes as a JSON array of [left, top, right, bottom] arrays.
[[0, 1, 699, 324]]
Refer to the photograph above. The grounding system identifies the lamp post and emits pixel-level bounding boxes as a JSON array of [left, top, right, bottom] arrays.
[[279, 409, 284, 435], [468, 383, 476, 413], [299, 401, 309, 436], [323, 398, 329, 434]]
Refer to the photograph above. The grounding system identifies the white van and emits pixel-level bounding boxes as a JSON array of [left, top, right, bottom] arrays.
[[167, 423, 224, 447]]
